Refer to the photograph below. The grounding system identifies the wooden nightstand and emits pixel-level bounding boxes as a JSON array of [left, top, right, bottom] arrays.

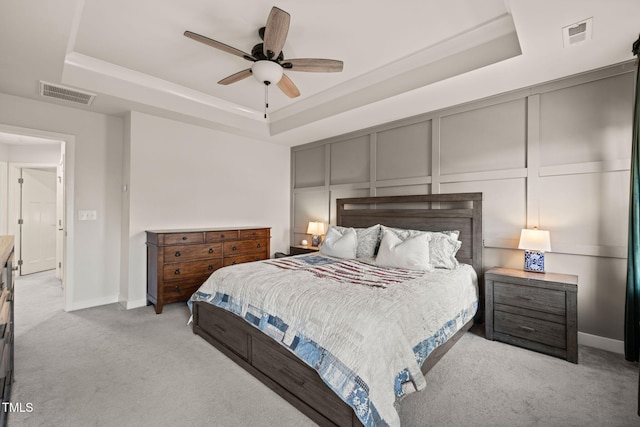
[[290, 245, 319, 255], [485, 267, 578, 363]]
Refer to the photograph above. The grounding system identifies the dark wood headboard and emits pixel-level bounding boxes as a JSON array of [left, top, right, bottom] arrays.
[[336, 192, 483, 280]]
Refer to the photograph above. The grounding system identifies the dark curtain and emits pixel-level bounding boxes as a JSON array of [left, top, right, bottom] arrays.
[[625, 35, 640, 362]]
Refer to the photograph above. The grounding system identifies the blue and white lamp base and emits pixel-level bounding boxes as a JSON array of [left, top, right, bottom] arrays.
[[524, 250, 546, 272]]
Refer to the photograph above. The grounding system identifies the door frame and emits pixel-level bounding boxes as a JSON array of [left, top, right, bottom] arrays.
[[1, 124, 75, 312]]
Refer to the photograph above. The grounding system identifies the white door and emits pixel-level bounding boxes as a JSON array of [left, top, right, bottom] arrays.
[[20, 168, 57, 275]]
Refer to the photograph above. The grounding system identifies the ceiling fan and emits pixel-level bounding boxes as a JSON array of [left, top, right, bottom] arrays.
[[184, 6, 343, 115]]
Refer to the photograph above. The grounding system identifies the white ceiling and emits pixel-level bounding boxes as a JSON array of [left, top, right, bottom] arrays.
[[1, 0, 638, 146]]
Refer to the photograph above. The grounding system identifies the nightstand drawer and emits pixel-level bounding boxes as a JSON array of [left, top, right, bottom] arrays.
[[494, 281, 566, 316], [494, 310, 566, 349]]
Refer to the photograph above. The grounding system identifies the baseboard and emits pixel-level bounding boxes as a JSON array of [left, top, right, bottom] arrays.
[[578, 332, 624, 354], [67, 295, 119, 312], [122, 298, 147, 310]]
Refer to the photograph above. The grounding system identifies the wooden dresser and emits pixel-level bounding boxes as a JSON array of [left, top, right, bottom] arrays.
[[146, 227, 270, 314], [485, 267, 578, 363], [0, 236, 14, 426]]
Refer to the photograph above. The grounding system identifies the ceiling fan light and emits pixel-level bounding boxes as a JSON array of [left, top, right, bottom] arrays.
[[251, 60, 283, 85]]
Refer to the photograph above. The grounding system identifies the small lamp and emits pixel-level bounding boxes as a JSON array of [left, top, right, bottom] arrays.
[[518, 228, 551, 273], [306, 221, 325, 247]]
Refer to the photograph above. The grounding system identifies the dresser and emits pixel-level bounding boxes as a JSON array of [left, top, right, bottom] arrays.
[[0, 236, 14, 427], [146, 227, 270, 314], [485, 267, 578, 363]]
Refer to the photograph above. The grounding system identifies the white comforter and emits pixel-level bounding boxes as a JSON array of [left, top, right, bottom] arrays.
[[189, 254, 478, 427]]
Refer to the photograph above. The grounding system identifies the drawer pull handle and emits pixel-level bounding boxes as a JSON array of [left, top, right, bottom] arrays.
[[213, 324, 226, 335], [174, 268, 181, 275], [232, 246, 238, 251], [519, 325, 536, 333], [174, 285, 180, 292], [174, 251, 181, 257], [208, 248, 214, 254], [231, 261, 237, 265], [256, 243, 261, 248], [182, 236, 187, 240], [220, 234, 225, 238], [208, 264, 214, 270]]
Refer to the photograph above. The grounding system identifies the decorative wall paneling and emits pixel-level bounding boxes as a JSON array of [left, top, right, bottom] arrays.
[[291, 61, 635, 344]]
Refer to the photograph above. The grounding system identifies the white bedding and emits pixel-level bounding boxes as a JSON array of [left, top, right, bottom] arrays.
[[189, 254, 478, 427]]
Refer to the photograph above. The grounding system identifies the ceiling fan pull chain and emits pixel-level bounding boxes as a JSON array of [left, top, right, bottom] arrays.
[[264, 82, 270, 119]]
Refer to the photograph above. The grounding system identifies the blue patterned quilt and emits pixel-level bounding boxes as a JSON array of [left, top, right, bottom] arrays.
[[189, 254, 478, 427]]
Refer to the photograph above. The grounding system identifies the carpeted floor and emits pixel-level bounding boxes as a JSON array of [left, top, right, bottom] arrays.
[[7, 270, 640, 426]]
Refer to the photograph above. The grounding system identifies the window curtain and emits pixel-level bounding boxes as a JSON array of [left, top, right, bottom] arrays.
[[625, 35, 640, 362]]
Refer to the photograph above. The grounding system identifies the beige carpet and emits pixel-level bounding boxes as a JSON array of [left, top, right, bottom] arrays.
[[8, 270, 640, 427]]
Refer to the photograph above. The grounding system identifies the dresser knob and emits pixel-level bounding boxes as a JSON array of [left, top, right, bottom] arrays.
[[174, 285, 180, 292], [256, 243, 261, 248], [174, 268, 180, 275], [175, 251, 181, 257], [208, 248, 214, 254], [208, 264, 214, 270], [232, 246, 237, 251], [220, 234, 225, 238], [231, 261, 237, 265], [182, 236, 187, 240]]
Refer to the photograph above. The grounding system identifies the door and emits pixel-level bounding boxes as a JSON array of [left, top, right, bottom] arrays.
[[20, 168, 57, 275]]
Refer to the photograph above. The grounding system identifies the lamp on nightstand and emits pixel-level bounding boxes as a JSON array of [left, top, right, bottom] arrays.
[[307, 221, 325, 247], [518, 228, 551, 273]]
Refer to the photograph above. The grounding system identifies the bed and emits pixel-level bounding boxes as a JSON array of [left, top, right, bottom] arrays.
[[189, 193, 483, 427]]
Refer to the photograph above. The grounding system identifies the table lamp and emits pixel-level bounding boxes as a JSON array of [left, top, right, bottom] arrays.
[[306, 221, 325, 247], [518, 228, 551, 273]]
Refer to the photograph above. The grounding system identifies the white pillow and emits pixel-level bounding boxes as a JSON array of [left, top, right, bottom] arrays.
[[333, 224, 381, 258], [319, 226, 358, 259], [375, 230, 433, 271]]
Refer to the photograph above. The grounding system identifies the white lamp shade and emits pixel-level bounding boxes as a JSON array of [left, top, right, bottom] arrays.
[[518, 228, 551, 252], [306, 221, 325, 236], [251, 60, 283, 85]]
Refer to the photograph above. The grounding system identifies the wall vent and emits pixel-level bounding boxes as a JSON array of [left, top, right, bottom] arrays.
[[562, 18, 592, 48], [39, 81, 96, 106]]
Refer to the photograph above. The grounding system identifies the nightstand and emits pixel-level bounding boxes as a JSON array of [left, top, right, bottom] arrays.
[[485, 267, 578, 363], [290, 245, 319, 255]]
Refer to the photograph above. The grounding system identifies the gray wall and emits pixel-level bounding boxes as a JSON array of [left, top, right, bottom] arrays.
[[290, 62, 635, 348]]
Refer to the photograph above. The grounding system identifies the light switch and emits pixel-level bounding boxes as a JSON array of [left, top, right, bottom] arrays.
[[78, 210, 97, 221]]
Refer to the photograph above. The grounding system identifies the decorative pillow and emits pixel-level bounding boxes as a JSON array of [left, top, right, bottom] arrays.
[[375, 230, 432, 271], [381, 225, 461, 269], [319, 226, 358, 259], [428, 232, 462, 269], [333, 224, 381, 258]]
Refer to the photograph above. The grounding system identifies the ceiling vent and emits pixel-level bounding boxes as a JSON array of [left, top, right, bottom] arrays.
[[39, 81, 96, 106], [562, 18, 592, 48]]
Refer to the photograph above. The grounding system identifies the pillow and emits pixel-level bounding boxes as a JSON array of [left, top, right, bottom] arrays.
[[375, 230, 433, 271], [428, 232, 462, 269], [333, 224, 381, 258], [380, 225, 461, 269], [319, 226, 358, 259]]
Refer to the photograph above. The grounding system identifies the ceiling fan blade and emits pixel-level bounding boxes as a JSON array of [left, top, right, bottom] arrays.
[[184, 31, 256, 62], [283, 58, 344, 73], [263, 7, 290, 60], [218, 69, 253, 85], [277, 74, 300, 98]]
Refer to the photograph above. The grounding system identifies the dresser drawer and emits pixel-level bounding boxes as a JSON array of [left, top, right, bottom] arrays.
[[163, 243, 223, 262], [224, 239, 268, 256], [162, 232, 204, 245], [239, 228, 270, 239], [162, 279, 203, 304], [494, 310, 566, 349], [494, 281, 566, 316], [205, 230, 239, 242], [163, 259, 222, 281], [224, 253, 268, 267], [197, 305, 250, 359]]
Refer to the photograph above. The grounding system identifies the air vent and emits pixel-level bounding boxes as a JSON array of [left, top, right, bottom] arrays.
[[562, 18, 592, 48], [39, 81, 96, 106]]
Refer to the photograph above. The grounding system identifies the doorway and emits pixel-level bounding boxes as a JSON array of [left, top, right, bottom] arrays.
[[0, 124, 74, 311]]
